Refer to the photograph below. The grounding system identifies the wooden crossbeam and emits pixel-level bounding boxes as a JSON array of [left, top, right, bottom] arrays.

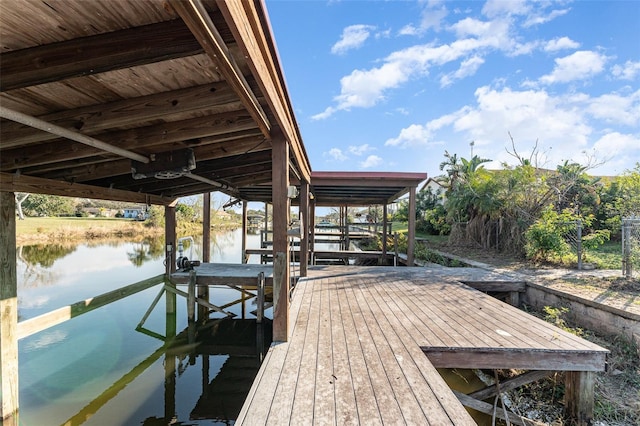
[[453, 391, 546, 426], [468, 370, 554, 401], [0, 172, 176, 206]]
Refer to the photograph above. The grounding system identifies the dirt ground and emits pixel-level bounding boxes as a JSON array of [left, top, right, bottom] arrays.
[[429, 242, 640, 425]]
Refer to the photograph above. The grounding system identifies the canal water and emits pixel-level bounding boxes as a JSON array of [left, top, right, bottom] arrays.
[[16, 228, 269, 426]]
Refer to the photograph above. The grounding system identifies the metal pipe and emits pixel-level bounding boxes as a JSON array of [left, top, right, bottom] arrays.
[[0, 106, 150, 163], [186, 172, 228, 189]]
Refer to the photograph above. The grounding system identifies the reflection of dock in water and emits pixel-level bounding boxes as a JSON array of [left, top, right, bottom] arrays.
[[178, 318, 272, 422]]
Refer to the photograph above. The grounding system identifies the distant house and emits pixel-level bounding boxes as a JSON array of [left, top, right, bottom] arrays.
[[123, 208, 147, 220], [420, 177, 446, 205], [81, 207, 117, 217]]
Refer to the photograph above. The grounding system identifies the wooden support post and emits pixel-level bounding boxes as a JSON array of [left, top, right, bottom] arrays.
[[242, 201, 248, 263], [187, 271, 196, 323], [310, 199, 316, 264], [345, 204, 350, 251], [256, 272, 265, 323], [202, 192, 211, 263], [394, 232, 399, 266], [1, 191, 19, 425], [271, 134, 290, 342], [165, 204, 177, 336], [565, 371, 595, 425], [299, 181, 309, 277], [199, 193, 210, 321], [382, 204, 388, 259], [407, 186, 417, 266]]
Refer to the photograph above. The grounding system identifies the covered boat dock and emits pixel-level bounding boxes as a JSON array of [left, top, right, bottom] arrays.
[[0, 1, 606, 425]]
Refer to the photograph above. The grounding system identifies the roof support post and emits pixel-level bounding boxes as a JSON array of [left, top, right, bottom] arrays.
[[203, 193, 211, 263], [299, 181, 309, 277], [382, 203, 388, 259], [272, 134, 290, 342], [199, 193, 211, 321], [241, 200, 248, 264], [407, 186, 417, 266], [165, 204, 177, 324], [0, 191, 19, 425], [310, 199, 316, 263]]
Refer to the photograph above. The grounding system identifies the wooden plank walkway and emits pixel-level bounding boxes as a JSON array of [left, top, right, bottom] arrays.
[[237, 266, 608, 425]]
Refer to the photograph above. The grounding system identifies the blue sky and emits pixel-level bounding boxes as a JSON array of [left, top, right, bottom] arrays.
[[265, 0, 640, 178]]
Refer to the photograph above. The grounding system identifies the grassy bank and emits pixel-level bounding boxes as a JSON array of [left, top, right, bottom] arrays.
[[16, 217, 161, 245]]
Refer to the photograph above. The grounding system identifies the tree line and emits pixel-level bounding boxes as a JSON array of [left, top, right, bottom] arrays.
[[395, 147, 640, 263]]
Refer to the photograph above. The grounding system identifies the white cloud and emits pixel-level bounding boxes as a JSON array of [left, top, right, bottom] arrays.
[[612, 60, 640, 80], [331, 24, 376, 55], [399, 1, 448, 35], [482, 0, 529, 18], [386, 84, 640, 174], [591, 132, 640, 174], [360, 155, 383, 168], [348, 144, 373, 156], [523, 8, 570, 28], [544, 36, 580, 52], [586, 90, 640, 126], [539, 50, 607, 85], [385, 124, 433, 147], [440, 55, 485, 87], [325, 148, 348, 161]]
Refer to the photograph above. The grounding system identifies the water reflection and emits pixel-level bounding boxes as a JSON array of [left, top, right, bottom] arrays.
[[17, 228, 272, 425]]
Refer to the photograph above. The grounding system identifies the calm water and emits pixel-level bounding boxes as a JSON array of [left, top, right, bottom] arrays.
[[16, 228, 270, 426]]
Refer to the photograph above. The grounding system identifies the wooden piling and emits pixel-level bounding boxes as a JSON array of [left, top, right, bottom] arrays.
[[0, 191, 18, 425], [565, 371, 595, 425], [187, 270, 196, 322], [256, 272, 265, 323]]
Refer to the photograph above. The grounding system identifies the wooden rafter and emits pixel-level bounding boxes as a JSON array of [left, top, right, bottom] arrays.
[[217, 0, 311, 182], [1, 112, 260, 171], [0, 19, 207, 92], [169, 0, 271, 139], [0, 83, 240, 147]]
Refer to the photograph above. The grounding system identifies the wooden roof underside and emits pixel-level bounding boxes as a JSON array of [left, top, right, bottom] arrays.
[[0, 0, 310, 206]]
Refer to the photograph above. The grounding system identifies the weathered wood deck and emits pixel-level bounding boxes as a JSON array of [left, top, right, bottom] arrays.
[[237, 266, 608, 425]]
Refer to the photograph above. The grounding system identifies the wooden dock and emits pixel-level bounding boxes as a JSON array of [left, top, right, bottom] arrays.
[[171, 263, 273, 287], [237, 266, 608, 425]]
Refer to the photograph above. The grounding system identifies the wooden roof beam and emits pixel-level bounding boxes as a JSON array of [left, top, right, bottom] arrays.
[[1, 112, 260, 171], [0, 18, 214, 92], [0, 172, 176, 206], [1, 83, 241, 147], [170, 0, 271, 139]]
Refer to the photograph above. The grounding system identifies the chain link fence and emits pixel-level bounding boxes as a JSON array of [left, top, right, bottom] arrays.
[[622, 217, 640, 278], [560, 220, 584, 269]]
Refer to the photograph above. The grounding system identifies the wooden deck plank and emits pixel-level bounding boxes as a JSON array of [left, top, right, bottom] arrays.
[[365, 275, 477, 425], [238, 266, 607, 425], [235, 272, 311, 425], [343, 278, 405, 424], [327, 277, 358, 425], [350, 277, 444, 425], [312, 279, 337, 425], [266, 276, 316, 424], [288, 276, 323, 423], [335, 278, 384, 425]]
